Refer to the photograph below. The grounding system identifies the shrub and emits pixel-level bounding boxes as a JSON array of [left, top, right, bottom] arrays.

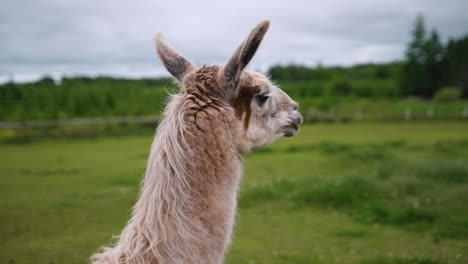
[[239, 179, 295, 208], [293, 176, 376, 208], [328, 76, 353, 96], [434, 86, 461, 102], [434, 220, 468, 239], [408, 160, 468, 184]]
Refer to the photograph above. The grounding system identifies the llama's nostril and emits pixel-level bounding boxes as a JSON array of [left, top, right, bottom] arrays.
[[291, 111, 303, 126], [296, 114, 303, 125]]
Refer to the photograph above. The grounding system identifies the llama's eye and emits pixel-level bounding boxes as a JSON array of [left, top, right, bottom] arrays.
[[255, 94, 269, 106]]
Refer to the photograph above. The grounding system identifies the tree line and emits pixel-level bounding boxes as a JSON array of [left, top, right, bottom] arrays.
[[0, 77, 175, 121], [270, 15, 467, 99], [0, 15, 467, 121]]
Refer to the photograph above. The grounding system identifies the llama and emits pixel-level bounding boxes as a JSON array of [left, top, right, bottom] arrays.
[[91, 20, 303, 264]]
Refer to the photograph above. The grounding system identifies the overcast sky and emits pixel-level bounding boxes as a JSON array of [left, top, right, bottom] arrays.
[[1, 0, 467, 82]]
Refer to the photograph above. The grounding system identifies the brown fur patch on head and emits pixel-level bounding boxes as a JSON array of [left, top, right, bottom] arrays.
[[181, 65, 229, 131], [231, 75, 261, 131], [184, 65, 223, 98], [183, 65, 228, 111]]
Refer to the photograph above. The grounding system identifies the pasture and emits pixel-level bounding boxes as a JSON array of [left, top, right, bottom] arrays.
[[1, 122, 468, 264]]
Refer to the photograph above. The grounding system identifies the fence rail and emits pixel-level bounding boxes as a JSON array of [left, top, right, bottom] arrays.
[[0, 116, 160, 128], [2, 107, 468, 129]]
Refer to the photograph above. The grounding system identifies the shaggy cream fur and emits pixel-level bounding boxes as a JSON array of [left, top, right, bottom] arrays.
[[91, 20, 302, 264]]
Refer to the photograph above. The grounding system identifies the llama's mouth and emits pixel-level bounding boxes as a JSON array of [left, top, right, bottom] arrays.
[[283, 124, 299, 137], [283, 111, 303, 137]]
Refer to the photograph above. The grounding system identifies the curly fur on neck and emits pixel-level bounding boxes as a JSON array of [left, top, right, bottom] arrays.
[[91, 66, 242, 264]]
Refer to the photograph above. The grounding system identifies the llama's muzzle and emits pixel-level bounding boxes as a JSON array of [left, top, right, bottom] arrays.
[[283, 111, 303, 137]]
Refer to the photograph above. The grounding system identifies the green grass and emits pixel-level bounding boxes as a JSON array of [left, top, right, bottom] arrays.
[[1, 122, 468, 264], [361, 256, 447, 264]]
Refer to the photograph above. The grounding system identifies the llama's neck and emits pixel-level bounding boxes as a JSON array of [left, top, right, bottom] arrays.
[[104, 93, 242, 264]]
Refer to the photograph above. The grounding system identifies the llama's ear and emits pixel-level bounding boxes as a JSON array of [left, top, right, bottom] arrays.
[[155, 33, 195, 81], [223, 20, 270, 95]]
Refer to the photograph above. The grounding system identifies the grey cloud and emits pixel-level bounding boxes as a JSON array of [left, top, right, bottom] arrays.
[[1, 0, 467, 82]]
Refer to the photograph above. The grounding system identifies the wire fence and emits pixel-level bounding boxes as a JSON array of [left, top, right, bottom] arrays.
[[1, 105, 468, 129]]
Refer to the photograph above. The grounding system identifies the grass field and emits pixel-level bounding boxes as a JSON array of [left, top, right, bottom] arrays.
[[1, 122, 468, 264]]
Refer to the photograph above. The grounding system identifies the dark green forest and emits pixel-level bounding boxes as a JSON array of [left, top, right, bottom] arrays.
[[1, 16, 467, 122]]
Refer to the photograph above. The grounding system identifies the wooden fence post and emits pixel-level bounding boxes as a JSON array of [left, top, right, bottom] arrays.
[[355, 107, 362, 122], [426, 107, 434, 119], [405, 108, 412, 120]]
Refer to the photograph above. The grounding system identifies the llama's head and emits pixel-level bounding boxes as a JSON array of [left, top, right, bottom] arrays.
[[155, 20, 302, 151]]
